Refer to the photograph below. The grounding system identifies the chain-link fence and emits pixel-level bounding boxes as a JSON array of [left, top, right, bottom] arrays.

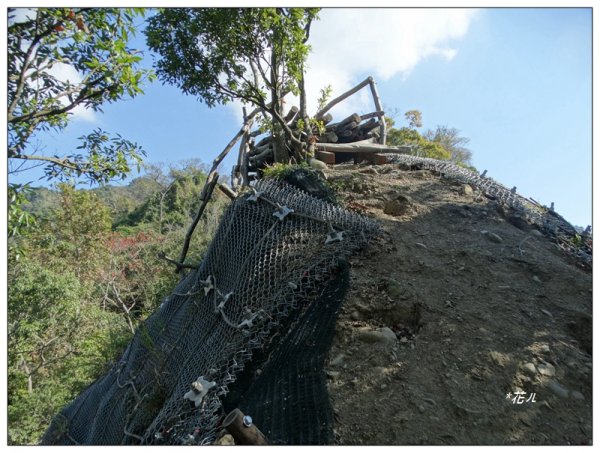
[[384, 154, 592, 267], [42, 177, 379, 445]]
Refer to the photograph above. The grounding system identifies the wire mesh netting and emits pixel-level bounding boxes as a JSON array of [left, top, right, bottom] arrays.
[[41, 177, 379, 446], [383, 154, 592, 267]]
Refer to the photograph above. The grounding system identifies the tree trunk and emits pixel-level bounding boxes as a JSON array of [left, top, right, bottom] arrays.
[[272, 129, 288, 163]]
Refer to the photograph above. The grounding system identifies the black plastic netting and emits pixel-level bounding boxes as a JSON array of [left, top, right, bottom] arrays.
[[42, 177, 379, 445], [223, 260, 350, 445]]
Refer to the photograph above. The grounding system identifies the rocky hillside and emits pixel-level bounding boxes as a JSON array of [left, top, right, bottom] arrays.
[[323, 162, 592, 445]]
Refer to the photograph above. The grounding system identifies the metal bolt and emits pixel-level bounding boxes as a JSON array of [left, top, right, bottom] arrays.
[[243, 415, 253, 428]]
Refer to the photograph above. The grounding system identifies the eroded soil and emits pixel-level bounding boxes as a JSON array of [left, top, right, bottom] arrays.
[[325, 163, 592, 445]]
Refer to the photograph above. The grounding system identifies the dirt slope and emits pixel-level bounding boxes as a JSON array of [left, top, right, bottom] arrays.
[[324, 163, 592, 445]]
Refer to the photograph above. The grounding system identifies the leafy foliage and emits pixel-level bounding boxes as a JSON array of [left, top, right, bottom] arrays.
[[386, 110, 474, 167], [146, 8, 319, 162], [387, 117, 451, 161], [423, 125, 473, 167], [8, 161, 229, 444], [8, 184, 37, 262], [404, 109, 423, 129], [8, 7, 154, 182], [8, 259, 129, 445], [146, 8, 318, 107]]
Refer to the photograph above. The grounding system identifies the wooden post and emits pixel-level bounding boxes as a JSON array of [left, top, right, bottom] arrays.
[[367, 77, 386, 145], [233, 107, 253, 190], [176, 172, 219, 274], [177, 111, 258, 273], [218, 183, 237, 200], [241, 140, 250, 187], [222, 409, 268, 446], [315, 77, 372, 119]]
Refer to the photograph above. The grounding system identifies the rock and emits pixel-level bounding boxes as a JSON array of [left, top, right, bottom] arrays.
[[461, 184, 474, 195], [418, 405, 426, 413], [489, 351, 510, 367], [326, 370, 341, 379], [571, 390, 585, 400], [309, 158, 328, 171], [533, 275, 542, 284], [383, 194, 412, 216], [350, 310, 361, 321], [384, 278, 405, 299], [531, 229, 543, 237], [214, 433, 235, 446], [360, 167, 379, 175], [540, 309, 553, 318], [357, 327, 397, 344], [522, 362, 538, 376], [547, 379, 569, 398], [539, 343, 550, 353], [537, 362, 556, 377], [330, 353, 346, 367], [481, 230, 503, 243]]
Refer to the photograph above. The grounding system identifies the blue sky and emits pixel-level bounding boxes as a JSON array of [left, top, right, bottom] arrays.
[[8, 7, 593, 227]]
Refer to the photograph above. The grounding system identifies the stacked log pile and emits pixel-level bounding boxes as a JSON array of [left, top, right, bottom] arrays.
[[247, 110, 386, 171]]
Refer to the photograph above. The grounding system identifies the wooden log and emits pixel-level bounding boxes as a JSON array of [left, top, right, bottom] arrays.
[[177, 111, 257, 272], [233, 108, 253, 190], [367, 78, 386, 144], [320, 113, 334, 125], [315, 150, 336, 164], [360, 110, 385, 121], [358, 118, 380, 134], [249, 142, 271, 157], [222, 409, 268, 445], [177, 173, 219, 273], [315, 77, 372, 119], [336, 113, 361, 130], [337, 121, 359, 133], [284, 106, 299, 123], [218, 183, 237, 200], [366, 129, 381, 140], [316, 142, 411, 154], [319, 131, 338, 143], [249, 129, 266, 138], [249, 147, 273, 168], [241, 143, 250, 187], [337, 129, 355, 138]]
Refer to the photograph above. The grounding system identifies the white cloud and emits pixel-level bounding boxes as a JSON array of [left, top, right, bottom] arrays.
[[11, 8, 98, 124], [303, 8, 478, 118], [225, 8, 477, 124], [47, 63, 98, 123], [8, 7, 36, 24]]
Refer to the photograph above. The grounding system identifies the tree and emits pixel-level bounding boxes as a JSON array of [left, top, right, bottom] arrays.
[[146, 8, 319, 162], [8, 7, 154, 183], [31, 184, 112, 281], [386, 116, 451, 161], [404, 109, 423, 129], [8, 258, 129, 445], [423, 125, 473, 166]]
